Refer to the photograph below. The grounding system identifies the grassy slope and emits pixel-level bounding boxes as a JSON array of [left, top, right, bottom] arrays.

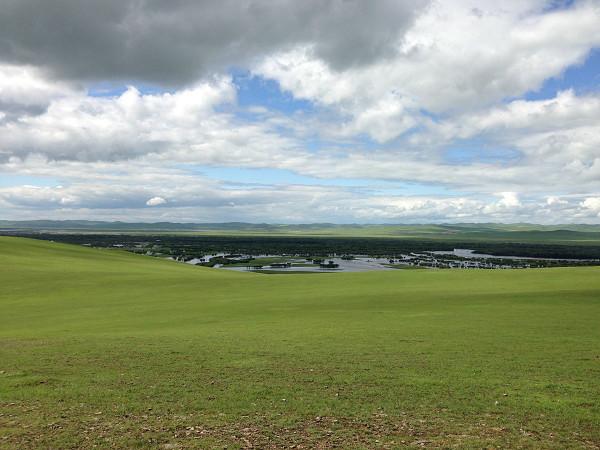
[[0, 237, 599, 449]]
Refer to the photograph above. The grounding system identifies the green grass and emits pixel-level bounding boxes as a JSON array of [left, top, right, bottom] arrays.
[[384, 264, 428, 270], [5, 221, 600, 245], [1, 236, 599, 449]]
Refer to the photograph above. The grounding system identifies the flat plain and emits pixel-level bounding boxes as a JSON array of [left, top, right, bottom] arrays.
[[1, 236, 599, 448]]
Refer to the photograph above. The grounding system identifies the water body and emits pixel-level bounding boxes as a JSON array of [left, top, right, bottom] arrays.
[[194, 249, 591, 274], [220, 257, 395, 273], [430, 249, 581, 261]]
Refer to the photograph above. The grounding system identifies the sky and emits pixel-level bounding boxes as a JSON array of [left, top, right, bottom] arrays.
[[1, 0, 600, 224]]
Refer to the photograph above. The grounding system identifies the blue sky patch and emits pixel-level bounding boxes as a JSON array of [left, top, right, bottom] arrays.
[[0, 174, 62, 188], [524, 48, 600, 100], [232, 70, 314, 114], [87, 82, 171, 97], [443, 140, 522, 166]]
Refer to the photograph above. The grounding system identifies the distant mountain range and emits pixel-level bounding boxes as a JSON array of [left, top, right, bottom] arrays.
[[1, 220, 600, 233]]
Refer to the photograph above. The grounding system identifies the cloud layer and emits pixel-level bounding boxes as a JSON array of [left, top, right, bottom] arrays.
[[0, 0, 422, 85], [1, 0, 600, 223]]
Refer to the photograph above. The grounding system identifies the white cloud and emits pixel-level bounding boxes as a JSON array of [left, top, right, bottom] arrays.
[[1, 164, 599, 223], [255, 1, 600, 142], [498, 192, 521, 208], [146, 196, 167, 207], [0, 64, 75, 119], [0, 73, 303, 166], [430, 90, 600, 141], [581, 197, 600, 216], [547, 196, 568, 206]]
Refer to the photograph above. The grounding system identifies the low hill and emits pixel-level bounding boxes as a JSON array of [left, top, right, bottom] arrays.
[[0, 220, 600, 245]]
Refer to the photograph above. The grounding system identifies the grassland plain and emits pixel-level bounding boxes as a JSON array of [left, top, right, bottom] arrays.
[[4, 221, 600, 246], [0, 237, 599, 449]]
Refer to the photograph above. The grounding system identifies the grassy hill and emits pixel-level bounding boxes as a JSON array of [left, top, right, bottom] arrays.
[[1, 237, 599, 448]]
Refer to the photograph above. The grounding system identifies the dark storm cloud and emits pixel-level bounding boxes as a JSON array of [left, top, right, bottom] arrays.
[[0, 0, 424, 86]]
